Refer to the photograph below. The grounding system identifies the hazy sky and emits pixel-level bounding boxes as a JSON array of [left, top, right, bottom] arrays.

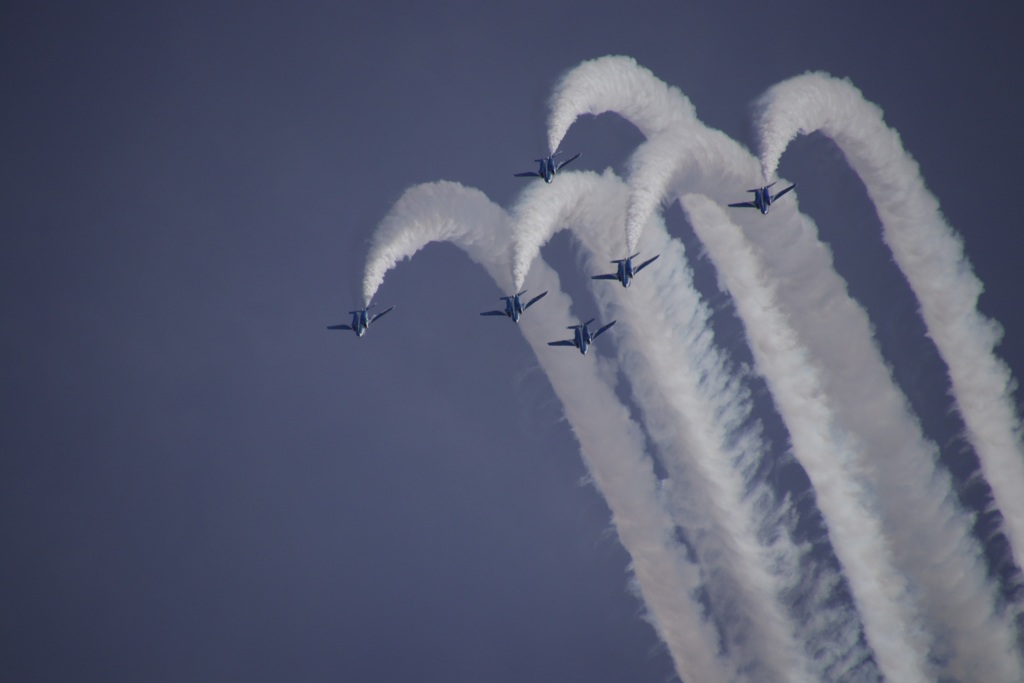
[[2, 2, 1023, 681]]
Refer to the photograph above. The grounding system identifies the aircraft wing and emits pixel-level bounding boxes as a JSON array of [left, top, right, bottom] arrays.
[[634, 254, 660, 273], [327, 324, 353, 330], [480, 310, 507, 317], [771, 183, 797, 201], [556, 152, 581, 170], [514, 171, 541, 178], [547, 340, 577, 347], [370, 305, 395, 323], [593, 320, 617, 339], [728, 201, 757, 208], [591, 273, 619, 281], [524, 291, 548, 309]]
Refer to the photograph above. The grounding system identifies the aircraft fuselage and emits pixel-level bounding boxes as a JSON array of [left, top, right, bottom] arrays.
[[541, 158, 556, 183], [352, 310, 369, 336], [575, 326, 592, 355], [617, 259, 636, 287]]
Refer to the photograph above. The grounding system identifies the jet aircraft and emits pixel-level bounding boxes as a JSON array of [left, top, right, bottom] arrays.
[[514, 151, 581, 183], [591, 252, 660, 288], [728, 182, 797, 214], [548, 318, 616, 355], [480, 290, 548, 323], [327, 304, 394, 338]]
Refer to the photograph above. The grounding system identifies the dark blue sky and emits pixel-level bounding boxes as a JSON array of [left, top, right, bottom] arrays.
[[2, 2, 1022, 681]]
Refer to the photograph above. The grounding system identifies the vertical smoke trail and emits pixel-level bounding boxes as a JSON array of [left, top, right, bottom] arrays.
[[680, 192, 933, 683], [363, 180, 738, 683], [758, 71, 1024, 579], [738, 197, 1022, 683], [511, 170, 836, 683], [548, 57, 1021, 681]]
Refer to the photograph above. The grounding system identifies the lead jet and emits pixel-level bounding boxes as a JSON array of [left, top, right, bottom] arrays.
[[327, 304, 394, 338], [591, 252, 659, 288], [548, 319, 616, 355], [728, 182, 796, 214], [514, 151, 581, 184], [480, 290, 548, 323]]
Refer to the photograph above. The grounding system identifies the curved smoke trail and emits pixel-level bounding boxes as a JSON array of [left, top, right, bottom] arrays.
[[547, 55, 695, 156], [363, 180, 736, 683], [548, 57, 1021, 682], [511, 169, 852, 683], [758, 71, 1024, 581]]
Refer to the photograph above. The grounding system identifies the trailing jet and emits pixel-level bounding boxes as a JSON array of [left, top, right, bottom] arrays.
[[327, 304, 394, 338], [480, 290, 548, 323], [591, 252, 660, 288], [514, 151, 581, 183], [548, 319, 616, 355], [728, 182, 796, 214]]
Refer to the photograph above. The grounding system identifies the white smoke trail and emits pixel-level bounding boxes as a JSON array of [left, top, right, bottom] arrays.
[[680, 192, 933, 683], [548, 57, 1021, 682], [511, 169, 835, 683], [363, 180, 737, 683], [758, 71, 1024, 579], [547, 55, 695, 156], [738, 196, 1023, 683], [362, 182, 512, 304]]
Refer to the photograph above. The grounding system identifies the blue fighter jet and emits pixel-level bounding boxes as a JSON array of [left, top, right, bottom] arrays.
[[728, 182, 797, 214], [548, 318, 616, 355], [514, 151, 581, 184], [591, 252, 660, 288], [327, 304, 394, 338], [480, 290, 548, 323]]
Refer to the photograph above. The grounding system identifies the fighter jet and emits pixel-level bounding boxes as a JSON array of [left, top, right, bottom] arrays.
[[548, 319, 616, 355], [591, 252, 660, 288], [728, 182, 797, 214], [480, 290, 548, 323], [514, 151, 581, 183], [327, 304, 394, 338]]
